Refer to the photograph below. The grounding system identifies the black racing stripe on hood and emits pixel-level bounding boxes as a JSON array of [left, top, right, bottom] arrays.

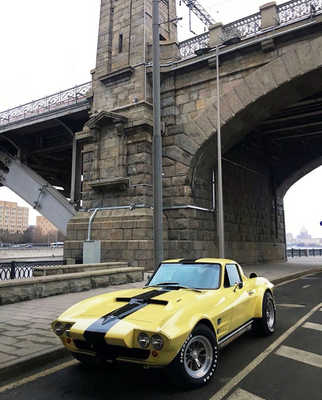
[[83, 289, 166, 347]]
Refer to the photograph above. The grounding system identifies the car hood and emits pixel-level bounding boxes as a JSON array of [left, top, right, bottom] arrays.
[[59, 286, 213, 331]]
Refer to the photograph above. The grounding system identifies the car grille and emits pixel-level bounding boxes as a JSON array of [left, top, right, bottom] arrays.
[[74, 339, 150, 360]]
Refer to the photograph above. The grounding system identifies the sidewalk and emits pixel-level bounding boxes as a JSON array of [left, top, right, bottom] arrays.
[[0, 258, 321, 381]]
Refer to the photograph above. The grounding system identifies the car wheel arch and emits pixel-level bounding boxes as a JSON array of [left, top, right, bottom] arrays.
[[171, 317, 217, 360], [194, 318, 218, 340], [255, 288, 274, 318]]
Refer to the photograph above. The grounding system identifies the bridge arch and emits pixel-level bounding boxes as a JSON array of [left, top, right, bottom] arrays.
[[277, 156, 322, 200], [185, 35, 322, 188], [174, 35, 322, 262]]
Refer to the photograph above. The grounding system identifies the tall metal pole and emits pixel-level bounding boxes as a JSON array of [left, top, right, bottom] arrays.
[[152, 0, 163, 268], [216, 45, 225, 258]]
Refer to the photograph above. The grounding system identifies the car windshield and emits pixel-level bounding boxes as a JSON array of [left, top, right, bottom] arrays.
[[148, 263, 221, 290]]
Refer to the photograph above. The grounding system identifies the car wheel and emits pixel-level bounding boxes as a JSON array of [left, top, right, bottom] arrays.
[[167, 324, 218, 388], [71, 352, 107, 368], [253, 291, 276, 336]]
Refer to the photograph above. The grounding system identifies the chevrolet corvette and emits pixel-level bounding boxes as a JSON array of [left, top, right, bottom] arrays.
[[52, 258, 276, 388]]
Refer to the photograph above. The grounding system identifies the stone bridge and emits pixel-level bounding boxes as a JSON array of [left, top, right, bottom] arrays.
[[1, 0, 322, 268]]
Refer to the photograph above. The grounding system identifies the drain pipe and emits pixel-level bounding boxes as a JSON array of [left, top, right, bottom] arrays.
[[87, 208, 99, 241]]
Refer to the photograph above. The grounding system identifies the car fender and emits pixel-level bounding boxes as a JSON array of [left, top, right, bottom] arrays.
[[164, 313, 217, 363], [253, 278, 274, 318]]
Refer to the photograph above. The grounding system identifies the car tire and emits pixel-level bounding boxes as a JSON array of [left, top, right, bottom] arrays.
[[71, 352, 107, 369], [253, 291, 276, 336], [167, 324, 219, 388]]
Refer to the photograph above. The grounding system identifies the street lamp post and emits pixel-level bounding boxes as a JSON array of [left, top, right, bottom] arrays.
[[152, 0, 163, 269], [216, 44, 225, 258]]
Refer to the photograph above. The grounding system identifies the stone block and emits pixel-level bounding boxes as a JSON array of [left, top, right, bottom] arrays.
[[260, 2, 278, 29], [193, 112, 217, 137], [281, 48, 302, 81], [209, 23, 224, 48], [160, 40, 180, 62], [234, 81, 254, 108], [269, 57, 291, 86], [295, 41, 315, 75], [165, 146, 193, 166], [244, 73, 266, 101]]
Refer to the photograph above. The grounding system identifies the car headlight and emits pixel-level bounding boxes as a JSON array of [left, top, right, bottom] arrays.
[[151, 334, 163, 350], [53, 321, 65, 336], [138, 332, 150, 348], [53, 321, 74, 337], [64, 323, 73, 337]]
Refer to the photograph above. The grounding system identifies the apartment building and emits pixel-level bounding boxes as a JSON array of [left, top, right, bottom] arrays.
[[36, 216, 58, 235], [0, 200, 29, 233]]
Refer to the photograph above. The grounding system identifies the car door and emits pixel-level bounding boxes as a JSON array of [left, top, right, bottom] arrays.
[[224, 263, 255, 331], [212, 265, 236, 340]]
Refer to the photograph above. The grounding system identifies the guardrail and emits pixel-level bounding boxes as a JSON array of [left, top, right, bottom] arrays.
[[1, 0, 322, 127], [287, 248, 322, 257], [0, 81, 91, 129], [278, 0, 322, 24], [178, 0, 322, 58], [0, 260, 62, 280]]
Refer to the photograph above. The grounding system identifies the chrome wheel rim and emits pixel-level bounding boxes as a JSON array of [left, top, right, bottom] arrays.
[[266, 299, 275, 330], [183, 335, 213, 379]]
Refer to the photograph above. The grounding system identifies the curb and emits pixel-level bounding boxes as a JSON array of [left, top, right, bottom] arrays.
[[1, 267, 321, 383], [0, 345, 68, 383], [271, 267, 322, 285]]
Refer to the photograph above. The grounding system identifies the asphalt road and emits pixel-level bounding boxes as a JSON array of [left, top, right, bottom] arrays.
[[0, 272, 321, 400]]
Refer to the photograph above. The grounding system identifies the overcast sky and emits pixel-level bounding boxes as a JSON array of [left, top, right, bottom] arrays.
[[0, 0, 321, 238]]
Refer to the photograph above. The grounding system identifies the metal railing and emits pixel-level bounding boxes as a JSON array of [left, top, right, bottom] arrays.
[[0, 260, 62, 280], [223, 12, 262, 40], [178, 0, 322, 58], [178, 32, 210, 58], [0, 81, 91, 129], [278, 0, 322, 24], [1, 0, 322, 125], [287, 248, 322, 257]]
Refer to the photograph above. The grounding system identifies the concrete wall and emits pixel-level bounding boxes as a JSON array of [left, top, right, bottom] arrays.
[[0, 247, 63, 260]]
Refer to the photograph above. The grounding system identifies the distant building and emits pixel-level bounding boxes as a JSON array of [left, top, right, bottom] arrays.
[[0, 200, 29, 233], [36, 216, 58, 235], [297, 226, 311, 240], [287, 226, 322, 248], [286, 232, 294, 243]]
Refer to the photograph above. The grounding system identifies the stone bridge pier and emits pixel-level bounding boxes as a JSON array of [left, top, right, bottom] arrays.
[[64, 0, 322, 268]]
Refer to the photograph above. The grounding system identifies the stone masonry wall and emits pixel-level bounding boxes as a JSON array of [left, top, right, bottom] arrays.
[[64, 2, 322, 267]]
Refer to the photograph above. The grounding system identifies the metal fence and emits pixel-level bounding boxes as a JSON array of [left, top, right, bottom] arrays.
[[0, 81, 91, 129], [287, 248, 322, 257], [0, 260, 62, 281], [178, 0, 322, 58]]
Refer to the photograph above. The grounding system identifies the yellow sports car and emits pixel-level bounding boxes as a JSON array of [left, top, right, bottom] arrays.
[[52, 258, 276, 388]]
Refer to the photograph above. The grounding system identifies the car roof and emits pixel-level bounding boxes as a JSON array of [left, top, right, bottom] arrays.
[[162, 258, 237, 265]]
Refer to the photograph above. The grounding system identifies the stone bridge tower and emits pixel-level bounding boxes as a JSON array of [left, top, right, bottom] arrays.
[[65, 0, 178, 268]]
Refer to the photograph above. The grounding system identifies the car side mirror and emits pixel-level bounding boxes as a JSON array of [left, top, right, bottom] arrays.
[[233, 282, 243, 292], [249, 272, 257, 279]]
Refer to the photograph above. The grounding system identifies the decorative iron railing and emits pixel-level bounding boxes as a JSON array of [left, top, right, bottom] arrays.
[[178, 32, 210, 58], [223, 12, 262, 41], [278, 0, 322, 24], [1, 0, 322, 123], [0, 260, 62, 280], [179, 0, 322, 59], [0, 81, 91, 128]]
